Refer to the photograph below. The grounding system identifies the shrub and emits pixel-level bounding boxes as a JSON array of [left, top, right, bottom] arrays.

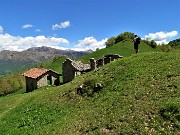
[[105, 37, 116, 48], [115, 32, 135, 44], [142, 39, 157, 48]]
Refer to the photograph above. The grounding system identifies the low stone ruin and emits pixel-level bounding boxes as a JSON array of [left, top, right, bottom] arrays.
[[93, 83, 103, 92], [77, 83, 103, 96], [91, 54, 123, 69], [62, 54, 123, 83]]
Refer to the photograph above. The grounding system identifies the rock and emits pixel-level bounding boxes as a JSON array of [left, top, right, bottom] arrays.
[[94, 83, 103, 92]]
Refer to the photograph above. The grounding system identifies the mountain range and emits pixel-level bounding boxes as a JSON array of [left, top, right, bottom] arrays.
[[0, 46, 92, 75]]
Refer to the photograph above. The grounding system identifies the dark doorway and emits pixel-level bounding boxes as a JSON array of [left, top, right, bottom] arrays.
[[47, 75, 52, 85]]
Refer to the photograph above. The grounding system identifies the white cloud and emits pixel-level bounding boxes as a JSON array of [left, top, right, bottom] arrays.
[[73, 37, 108, 51], [0, 26, 3, 33], [144, 31, 178, 44], [22, 24, 33, 29], [0, 33, 69, 51], [35, 29, 41, 32], [52, 21, 70, 30], [0, 32, 108, 52]]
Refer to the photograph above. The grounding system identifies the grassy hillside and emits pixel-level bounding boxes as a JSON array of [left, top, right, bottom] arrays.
[[0, 52, 180, 134], [38, 56, 67, 73], [77, 39, 156, 63]]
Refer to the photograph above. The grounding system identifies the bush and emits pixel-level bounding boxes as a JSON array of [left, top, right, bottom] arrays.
[[105, 32, 135, 48], [142, 40, 157, 48], [105, 37, 116, 48], [0, 74, 24, 96], [168, 38, 180, 49], [115, 32, 135, 44]]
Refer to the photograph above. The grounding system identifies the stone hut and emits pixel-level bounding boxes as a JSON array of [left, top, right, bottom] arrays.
[[23, 68, 61, 92], [62, 58, 91, 83]]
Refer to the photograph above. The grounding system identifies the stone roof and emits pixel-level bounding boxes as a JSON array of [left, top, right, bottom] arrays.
[[23, 68, 60, 79], [71, 60, 91, 71]]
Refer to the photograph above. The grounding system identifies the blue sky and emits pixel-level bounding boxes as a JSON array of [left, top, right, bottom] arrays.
[[0, 0, 179, 51]]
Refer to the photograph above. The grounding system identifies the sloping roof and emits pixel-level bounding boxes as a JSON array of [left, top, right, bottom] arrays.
[[71, 60, 91, 71], [23, 68, 60, 79], [64, 58, 91, 71]]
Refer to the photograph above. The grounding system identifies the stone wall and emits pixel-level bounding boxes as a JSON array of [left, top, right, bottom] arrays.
[[25, 77, 37, 92], [90, 58, 96, 70], [90, 54, 123, 69], [62, 59, 76, 83], [37, 74, 48, 88]]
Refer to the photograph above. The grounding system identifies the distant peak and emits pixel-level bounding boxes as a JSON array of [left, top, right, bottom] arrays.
[[26, 46, 56, 52]]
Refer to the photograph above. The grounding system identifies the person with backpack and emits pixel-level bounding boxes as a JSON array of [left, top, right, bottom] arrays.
[[133, 35, 141, 54]]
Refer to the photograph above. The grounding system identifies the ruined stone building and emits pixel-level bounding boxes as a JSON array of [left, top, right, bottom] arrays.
[[62, 54, 123, 83], [62, 58, 91, 83], [89, 54, 123, 70], [23, 68, 61, 92]]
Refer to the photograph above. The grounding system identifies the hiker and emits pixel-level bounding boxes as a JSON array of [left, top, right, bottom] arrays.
[[133, 35, 141, 54]]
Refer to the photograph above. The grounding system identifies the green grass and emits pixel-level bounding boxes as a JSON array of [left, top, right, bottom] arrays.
[[38, 56, 67, 74], [0, 52, 180, 134], [77, 40, 156, 63]]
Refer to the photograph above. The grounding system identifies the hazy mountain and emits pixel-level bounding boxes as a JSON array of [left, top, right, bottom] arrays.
[[0, 46, 92, 75]]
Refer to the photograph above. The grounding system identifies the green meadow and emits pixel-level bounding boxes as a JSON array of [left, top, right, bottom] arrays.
[[0, 39, 180, 134]]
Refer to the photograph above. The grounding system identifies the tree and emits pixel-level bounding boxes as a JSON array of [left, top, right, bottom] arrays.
[[115, 32, 135, 44], [168, 38, 180, 49], [105, 37, 116, 48], [0, 73, 25, 96], [150, 40, 157, 48]]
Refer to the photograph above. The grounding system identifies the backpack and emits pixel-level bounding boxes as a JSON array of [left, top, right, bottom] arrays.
[[136, 37, 141, 44]]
